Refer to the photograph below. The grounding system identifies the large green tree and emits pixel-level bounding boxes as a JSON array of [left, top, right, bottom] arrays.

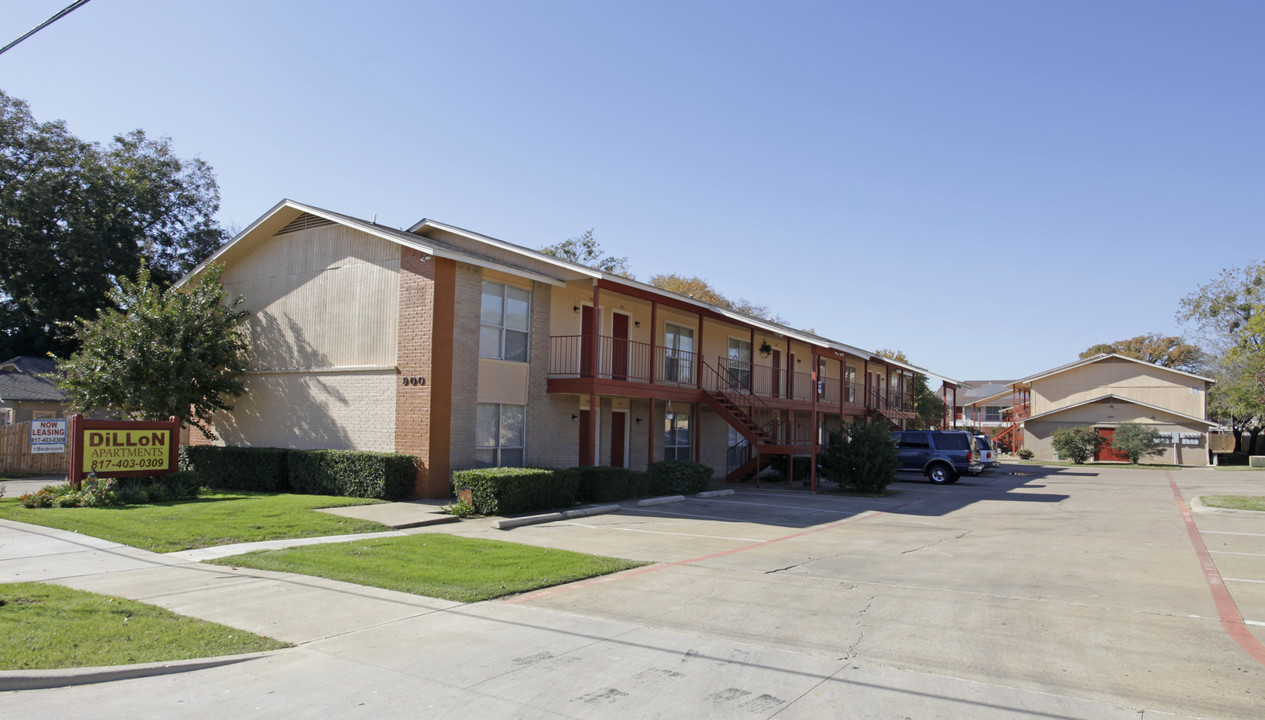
[[1178, 261, 1265, 452], [648, 273, 788, 324], [0, 90, 226, 359], [1078, 334, 1204, 373], [58, 264, 249, 438], [539, 230, 633, 278]]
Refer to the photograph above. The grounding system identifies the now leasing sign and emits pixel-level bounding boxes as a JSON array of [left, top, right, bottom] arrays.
[[29, 419, 67, 454], [68, 415, 180, 485]]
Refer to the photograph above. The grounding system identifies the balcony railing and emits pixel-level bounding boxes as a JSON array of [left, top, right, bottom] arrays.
[[548, 335, 699, 386]]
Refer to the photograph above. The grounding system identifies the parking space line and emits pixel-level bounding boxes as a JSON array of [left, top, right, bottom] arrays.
[[1224, 578, 1265, 584], [1168, 476, 1265, 667], [557, 522, 766, 544], [1203, 531, 1265, 537], [1211, 551, 1265, 557], [705, 498, 883, 513], [622, 506, 771, 523]]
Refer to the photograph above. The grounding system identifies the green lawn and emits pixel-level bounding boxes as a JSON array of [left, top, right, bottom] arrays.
[[0, 490, 390, 552], [1202, 496, 1265, 511], [209, 534, 646, 603], [0, 582, 289, 670]]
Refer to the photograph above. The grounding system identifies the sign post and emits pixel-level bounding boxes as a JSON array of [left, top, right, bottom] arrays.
[[67, 414, 180, 489]]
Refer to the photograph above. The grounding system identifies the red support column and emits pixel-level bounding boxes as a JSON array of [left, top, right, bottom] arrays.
[[696, 317, 704, 390], [649, 300, 658, 385], [648, 399, 655, 465], [584, 284, 601, 466], [810, 350, 819, 493]]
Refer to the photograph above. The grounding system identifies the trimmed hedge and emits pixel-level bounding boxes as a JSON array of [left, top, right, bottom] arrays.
[[287, 450, 416, 499], [182, 446, 289, 492], [452, 467, 580, 515], [573, 466, 655, 503], [180, 445, 415, 500], [646, 460, 713, 495]]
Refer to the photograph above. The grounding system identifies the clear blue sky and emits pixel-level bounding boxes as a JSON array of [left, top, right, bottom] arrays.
[[4, 1, 1261, 381]]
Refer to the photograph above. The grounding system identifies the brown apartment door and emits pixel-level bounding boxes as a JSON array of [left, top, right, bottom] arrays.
[[771, 349, 782, 398], [610, 412, 627, 467], [581, 305, 595, 377], [612, 313, 629, 381]]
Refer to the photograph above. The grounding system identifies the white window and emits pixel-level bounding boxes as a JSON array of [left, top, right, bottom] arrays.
[[727, 337, 751, 389], [984, 406, 1002, 423], [664, 411, 691, 461], [663, 322, 694, 383], [475, 403, 525, 467], [480, 281, 530, 362]]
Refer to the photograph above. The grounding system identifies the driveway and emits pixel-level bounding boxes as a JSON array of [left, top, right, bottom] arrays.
[[2, 465, 1262, 718]]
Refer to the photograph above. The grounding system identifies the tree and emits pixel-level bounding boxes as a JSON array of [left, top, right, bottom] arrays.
[[1109, 422, 1167, 464], [875, 348, 909, 363], [1206, 350, 1265, 453], [539, 230, 633, 278], [910, 373, 946, 429], [647, 273, 788, 324], [0, 90, 226, 359], [58, 263, 249, 439], [1051, 426, 1107, 464], [1177, 261, 1265, 353], [820, 420, 898, 493], [1078, 334, 1204, 373]]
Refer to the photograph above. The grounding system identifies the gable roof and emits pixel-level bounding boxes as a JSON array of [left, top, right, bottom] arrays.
[[0, 370, 64, 403], [0, 356, 57, 375], [1020, 393, 1217, 427], [1013, 353, 1214, 388], [181, 199, 962, 386]]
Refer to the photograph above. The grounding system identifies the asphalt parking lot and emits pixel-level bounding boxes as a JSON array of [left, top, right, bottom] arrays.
[[3, 464, 1264, 719], [426, 464, 1265, 718]]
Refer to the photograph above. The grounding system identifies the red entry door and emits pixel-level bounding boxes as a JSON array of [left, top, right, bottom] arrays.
[[612, 313, 629, 381], [580, 305, 594, 377], [1094, 427, 1130, 462], [610, 412, 626, 467], [771, 349, 782, 398]]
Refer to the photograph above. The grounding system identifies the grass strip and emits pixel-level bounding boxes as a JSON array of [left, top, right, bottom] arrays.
[[1201, 496, 1265, 512], [208, 534, 647, 603], [0, 582, 289, 670], [0, 490, 390, 553]]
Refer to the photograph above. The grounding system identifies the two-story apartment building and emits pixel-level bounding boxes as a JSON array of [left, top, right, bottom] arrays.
[[185, 200, 960, 497], [1001, 354, 1216, 465]]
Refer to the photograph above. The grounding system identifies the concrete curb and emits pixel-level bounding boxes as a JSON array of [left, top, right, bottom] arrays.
[[0, 651, 276, 692], [637, 495, 685, 507], [1189, 495, 1265, 515], [493, 504, 622, 530]]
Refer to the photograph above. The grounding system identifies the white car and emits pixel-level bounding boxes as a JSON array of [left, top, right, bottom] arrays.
[[974, 435, 1001, 469]]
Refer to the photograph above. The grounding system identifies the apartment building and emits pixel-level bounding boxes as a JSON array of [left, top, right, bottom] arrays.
[[185, 200, 960, 497]]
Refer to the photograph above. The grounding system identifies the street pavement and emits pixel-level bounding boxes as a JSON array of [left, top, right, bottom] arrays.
[[1, 464, 1263, 718]]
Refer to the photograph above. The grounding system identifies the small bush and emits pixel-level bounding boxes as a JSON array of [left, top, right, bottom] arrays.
[[626, 470, 653, 498], [574, 466, 632, 503], [181, 445, 290, 492], [452, 467, 579, 515], [441, 498, 478, 517], [1051, 426, 1106, 464], [646, 460, 713, 495], [821, 420, 898, 493], [1017, 448, 1034, 460], [288, 450, 416, 499], [1110, 422, 1167, 464], [115, 472, 203, 504]]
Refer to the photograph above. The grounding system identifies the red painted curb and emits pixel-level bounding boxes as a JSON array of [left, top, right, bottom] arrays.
[[1168, 475, 1265, 667]]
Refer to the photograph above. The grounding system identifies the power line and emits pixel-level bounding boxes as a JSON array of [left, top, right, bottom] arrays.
[[0, 0, 94, 58]]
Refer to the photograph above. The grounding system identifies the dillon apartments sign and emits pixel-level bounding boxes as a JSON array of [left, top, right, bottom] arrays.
[[68, 414, 180, 485]]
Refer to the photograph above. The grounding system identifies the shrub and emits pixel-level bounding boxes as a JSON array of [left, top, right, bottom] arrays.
[[1051, 426, 1106, 464], [287, 450, 416, 499], [646, 460, 713, 495], [626, 469, 653, 498], [115, 472, 203, 504], [1110, 422, 1168, 464], [452, 467, 579, 515], [181, 445, 290, 492], [821, 420, 898, 493], [19, 483, 73, 508], [1017, 448, 1034, 460], [574, 466, 632, 503]]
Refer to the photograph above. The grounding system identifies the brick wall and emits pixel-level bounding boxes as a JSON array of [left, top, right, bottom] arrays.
[[395, 249, 442, 496], [218, 370, 396, 450], [447, 263, 482, 473]]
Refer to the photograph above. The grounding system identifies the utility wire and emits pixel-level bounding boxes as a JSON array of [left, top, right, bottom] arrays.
[[0, 0, 94, 58]]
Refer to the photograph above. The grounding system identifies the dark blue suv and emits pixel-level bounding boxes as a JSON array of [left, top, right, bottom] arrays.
[[893, 430, 982, 484]]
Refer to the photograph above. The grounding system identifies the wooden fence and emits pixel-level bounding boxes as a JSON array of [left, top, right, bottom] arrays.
[[0, 421, 70, 476]]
